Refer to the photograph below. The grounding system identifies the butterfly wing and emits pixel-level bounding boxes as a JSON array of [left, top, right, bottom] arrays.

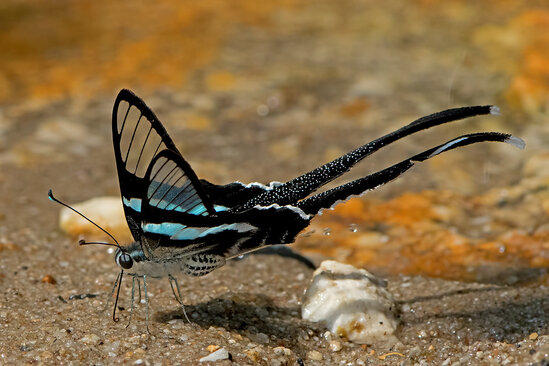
[[233, 105, 498, 211], [138, 149, 313, 262], [139, 149, 253, 259], [113, 89, 185, 240], [296, 132, 523, 215], [199, 180, 283, 211], [113, 89, 275, 235]]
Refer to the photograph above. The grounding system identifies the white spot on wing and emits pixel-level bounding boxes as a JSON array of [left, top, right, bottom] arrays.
[[253, 203, 311, 220], [214, 205, 229, 212], [235, 181, 283, 191], [426, 137, 468, 159], [505, 136, 525, 150], [197, 223, 256, 237]]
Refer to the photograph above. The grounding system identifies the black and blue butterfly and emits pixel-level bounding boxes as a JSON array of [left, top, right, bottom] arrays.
[[49, 89, 524, 328]]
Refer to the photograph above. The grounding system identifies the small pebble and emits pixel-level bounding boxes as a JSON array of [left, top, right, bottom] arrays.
[[40, 351, 53, 359], [329, 340, 342, 352], [206, 345, 220, 352], [254, 332, 270, 345], [107, 341, 120, 353], [41, 275, 57, 285], [199, 348, 229, 363], [273, 346, 292, 356], [378, 352, 405, 360], [270, 358, 289, 366], [529, 332, 539, 340], [20, 345, 32, 352], [80, 334, 101, 345], [246, 348, 261, 363], [0, 242, 17, 251], [58, 196, 131, 239], [307, 350, 323, 361]]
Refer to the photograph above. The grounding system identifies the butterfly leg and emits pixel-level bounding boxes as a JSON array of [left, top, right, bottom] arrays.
[[136, 276, 142, 304], [142, 274, 150, 334], [126, 275, 138, 328], [101, 270, 122, 314], [168, 275, 191, 323]]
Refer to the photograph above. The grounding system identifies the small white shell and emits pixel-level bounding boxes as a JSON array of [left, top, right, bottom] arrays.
[[301, 260, 400, 347]]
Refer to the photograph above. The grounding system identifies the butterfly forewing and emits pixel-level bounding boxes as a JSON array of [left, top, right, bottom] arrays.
[[113, 89, 186, 241], [116, 100, 167, 179]]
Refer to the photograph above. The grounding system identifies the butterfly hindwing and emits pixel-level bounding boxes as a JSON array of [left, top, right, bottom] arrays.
[[199, 180, 283, 211], [296, 132, 520, 215]]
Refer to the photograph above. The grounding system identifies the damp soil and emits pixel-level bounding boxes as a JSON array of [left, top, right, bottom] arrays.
[[1, 1, 549, 365]]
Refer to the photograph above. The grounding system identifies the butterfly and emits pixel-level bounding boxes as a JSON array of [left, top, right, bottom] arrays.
[[50, 89, 524, 329]]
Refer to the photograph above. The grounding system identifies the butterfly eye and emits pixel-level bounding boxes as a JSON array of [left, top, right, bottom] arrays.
[[117, 252, 133, 269]]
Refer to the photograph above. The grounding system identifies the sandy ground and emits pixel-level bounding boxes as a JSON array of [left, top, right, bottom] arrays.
[[1, 1, 549, 365]]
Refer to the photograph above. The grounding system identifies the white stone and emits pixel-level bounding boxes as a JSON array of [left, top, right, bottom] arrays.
[[301, 260, 399, 346], [199, 348, 229, 362], [273, 346, 291, 356], [58, 196, 132, 241], [307, 350, 323, 361], [80, 334, 101, 345]]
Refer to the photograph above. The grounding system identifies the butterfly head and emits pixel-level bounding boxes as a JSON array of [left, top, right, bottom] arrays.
[[112, 241, 151, 275], [115, 248, 133, 269]]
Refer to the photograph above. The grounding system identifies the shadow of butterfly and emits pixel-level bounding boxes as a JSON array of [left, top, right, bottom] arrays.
[[50, 89, 524, 330]]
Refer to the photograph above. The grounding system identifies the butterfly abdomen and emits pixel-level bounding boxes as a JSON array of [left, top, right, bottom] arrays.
[[183, 254, 226, 277]]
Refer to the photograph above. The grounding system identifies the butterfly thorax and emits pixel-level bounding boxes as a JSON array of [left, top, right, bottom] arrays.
[[115, 242, 226, 278]]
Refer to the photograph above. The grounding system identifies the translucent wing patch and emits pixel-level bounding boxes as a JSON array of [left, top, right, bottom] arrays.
[[146, 151, 214, 215], [114, 91, 177, 180], [117, 102, 165, 179]]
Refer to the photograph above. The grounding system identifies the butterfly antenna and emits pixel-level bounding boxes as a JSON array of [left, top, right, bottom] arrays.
[[78, 239, 120, 248], [48, 189, 121, 249]]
